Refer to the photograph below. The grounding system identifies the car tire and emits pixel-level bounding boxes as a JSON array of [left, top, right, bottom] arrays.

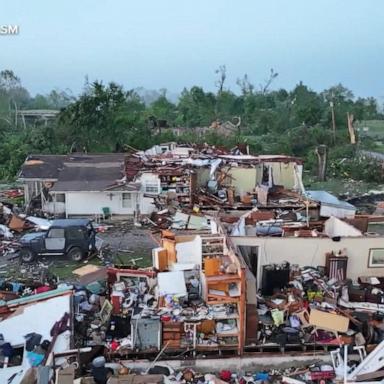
[[20, 248, 35, 263], [68, 247, 83, 262]]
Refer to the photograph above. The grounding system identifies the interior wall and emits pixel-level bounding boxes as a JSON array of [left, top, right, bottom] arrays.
[[194, 162, 298, 194], [264, 162, 296, 189], [223, 167, 258, 195], [231, 236, 384, 286], [196, 168, 210, 189]]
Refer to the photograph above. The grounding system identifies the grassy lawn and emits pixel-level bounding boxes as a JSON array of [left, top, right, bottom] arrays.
[[357, 120, 384, 153], [357, 120, 384, 138], [49, 262, 83, 280], [48, 250, 153, 281], [48, 258, 104, 281], [303, 175, 384, 196], [112, 251, 152, 268]]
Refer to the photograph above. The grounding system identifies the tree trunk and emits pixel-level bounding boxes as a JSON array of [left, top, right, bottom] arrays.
[[347, 112, 356, 144], [316, 145, 327, 181]]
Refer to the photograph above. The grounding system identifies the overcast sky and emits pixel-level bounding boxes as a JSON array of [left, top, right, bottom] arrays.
[[1, 0, 383, 99]]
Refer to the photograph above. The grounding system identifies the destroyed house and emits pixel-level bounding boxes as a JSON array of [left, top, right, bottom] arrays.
[[215, 181, 384, 287], [18, 145, 305, 218], [130, 144, 304, 212], [0, 287, 73, 384], [105, 224, 248, 356], [144, 207, 384, 356], [228, 207, 384, 288]]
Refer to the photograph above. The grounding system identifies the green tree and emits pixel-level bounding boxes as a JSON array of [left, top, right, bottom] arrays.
[[176, 87, 216, 127], [148, 92, 177, 127]]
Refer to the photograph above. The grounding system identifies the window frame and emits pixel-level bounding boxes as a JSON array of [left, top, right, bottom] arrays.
[[144, 182, 160, 194], [368, 248, 384, 268], [122, 192, 133, 208], [47, 228, 65, 238]]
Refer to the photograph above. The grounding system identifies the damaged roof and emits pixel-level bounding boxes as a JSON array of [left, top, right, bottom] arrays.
[[305, 190, 356, 211], [50, 163, 124, 192], [217, 154, 303, 164], [19, 153, 126, 180], [18, 154, 67, 180], [20, 153, 127, 192]]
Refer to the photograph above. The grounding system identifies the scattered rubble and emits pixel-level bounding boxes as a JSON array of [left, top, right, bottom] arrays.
[[0, 145, 383, 383]]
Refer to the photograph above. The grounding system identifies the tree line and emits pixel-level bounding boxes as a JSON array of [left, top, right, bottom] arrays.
[[0, 68, 383, 182]]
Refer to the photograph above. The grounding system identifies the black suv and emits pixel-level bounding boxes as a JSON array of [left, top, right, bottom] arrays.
[[19, 219, 97, 262]]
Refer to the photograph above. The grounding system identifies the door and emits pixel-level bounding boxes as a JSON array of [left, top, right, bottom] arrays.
[[45, 228, 65, 251], [238, 245, 258, 278], [121, 192, 133, 213]]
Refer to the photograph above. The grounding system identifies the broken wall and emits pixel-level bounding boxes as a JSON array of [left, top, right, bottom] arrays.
[[222, 167, 260, 195], [264, 161, 298, 189], [23, 180, 45, 205], [218, 162, 299, 195], [231, 236, 384, 285], [196, 168, 211, 189]]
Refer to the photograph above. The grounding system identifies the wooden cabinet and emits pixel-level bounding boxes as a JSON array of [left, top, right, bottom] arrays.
[[152, 247, 168, 271], [200, 235, 245, 354], [162, 321, 183, 349]]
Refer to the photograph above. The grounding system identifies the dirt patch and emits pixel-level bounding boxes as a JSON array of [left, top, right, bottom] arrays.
[[98, 221, 159, 268]]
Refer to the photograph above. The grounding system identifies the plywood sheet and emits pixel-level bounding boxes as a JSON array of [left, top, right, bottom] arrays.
[[73, 264, 101, 276], [309, 309, 349, 333]]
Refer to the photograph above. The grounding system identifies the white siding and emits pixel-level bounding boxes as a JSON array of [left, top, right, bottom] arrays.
[[64, 191, 156, 216], [136, 173, 160, 215], [65, 192, 141, 216], [141, 197, 156, 215]]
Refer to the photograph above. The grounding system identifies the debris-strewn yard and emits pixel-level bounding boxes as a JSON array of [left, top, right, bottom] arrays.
[[303, 175, 384, 200], [1, 220, 159, 282], [97, 220, 159, 267]]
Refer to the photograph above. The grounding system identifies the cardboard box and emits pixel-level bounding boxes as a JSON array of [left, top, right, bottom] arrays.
[[57, 367, 75, 384], [241, 195, 252, 204]]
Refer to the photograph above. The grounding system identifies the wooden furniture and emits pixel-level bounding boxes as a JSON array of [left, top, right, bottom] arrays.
[[159, 171, 194, 205], [325, 253, 348, 281], [162, 321, 183, 349], [201, 235, 245, 355], [156, 233, 247, 356], [152, 247, 168, 271]]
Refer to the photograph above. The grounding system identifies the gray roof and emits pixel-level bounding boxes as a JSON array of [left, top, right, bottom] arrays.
[[50, 164, 123, 192], [19, 154, 67, 179], [19, 153, 128, 192], [305, 190, 356, 211], [19, 153, 126, 180]]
